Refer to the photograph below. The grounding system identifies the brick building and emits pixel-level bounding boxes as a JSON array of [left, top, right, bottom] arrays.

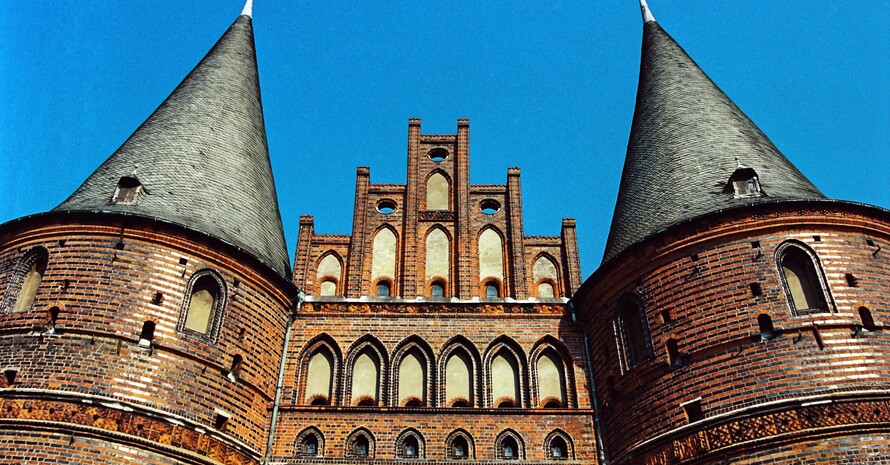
[[0, 1, 888, 464]]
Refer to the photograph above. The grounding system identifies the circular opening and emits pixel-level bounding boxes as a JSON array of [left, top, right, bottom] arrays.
[[376, 199, 397, 214], [428, 148, 449, 163], [480, 199, 501, 215]]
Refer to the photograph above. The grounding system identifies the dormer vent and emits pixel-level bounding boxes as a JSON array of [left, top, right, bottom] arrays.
[[112, 176, 143, 204], [725, 167, 763, 199]]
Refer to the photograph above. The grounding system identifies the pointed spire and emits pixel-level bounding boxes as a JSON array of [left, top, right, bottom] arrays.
[[640, 0, 656, 23], [602, 17, 824, 263], [241, 0, 253, 18], [55, 13, 291, 277]]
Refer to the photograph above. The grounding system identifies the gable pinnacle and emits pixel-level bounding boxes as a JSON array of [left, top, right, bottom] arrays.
[[640, 0, 656, 23], [241, 0, 253, 17]]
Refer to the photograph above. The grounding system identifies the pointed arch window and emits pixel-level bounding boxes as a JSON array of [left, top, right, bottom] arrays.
[[346, 429, 375, 459], [396, 429, 425, 459], [491, 352, 520, 408], [535, 350, 566, 408], [443, 346, 475, 408], [495, 431, 524, 460], [544, 430, 574, 460], [296, 428, 324, 457], [616, 297, 652, 370], [371, 228, 397, 296], [397, 349, 427, 407], [426, 172, 450, 210], [178, 270, 226, 341], [445, 430, 474, 460], [305, 349, 335, 405], [2, 246, 49, 314], [316, 253, 343, 296], [777, 242, 830, 315], [351, 350, 380, 406]]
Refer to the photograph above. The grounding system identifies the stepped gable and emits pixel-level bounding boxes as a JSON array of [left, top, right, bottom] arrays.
[[54, 11, 290, 277], [602, 8, 824, 263]]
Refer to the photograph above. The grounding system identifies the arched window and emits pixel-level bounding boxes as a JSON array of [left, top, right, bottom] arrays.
[[296, 427, 324, 458], [425, 227, 450, 287], [179, 270, 226, 340], [396, 429, 425, 459], [316, 253, 342, 296], [376, 281, 391, 297], [444, 350, 473, 407], [777, 242, 829, 315], [430, 281, 445, 297], [544, 430, 574, 460], [495, 430, 524, 460], [478, 228, 504, 293], [398, 349, 426, 406], [485, 280, 500, 298], [445, 430, 474, 460], [535, 350, 566, 408], [346, 336, 387, 407], [426, 172, 450, 210], [305, 349, 335, 405], [2, 246, 49, 314], [616, 297, 652, 369], [724, 166, 763, 198], [485, 337, 527, 408], [371, 228, 397, 295], [533, 255, 560, 298], [346, 429, 375, 459]]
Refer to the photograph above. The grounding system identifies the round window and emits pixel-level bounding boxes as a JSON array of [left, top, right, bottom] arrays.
[[480, 199, 501, 215], [376, 199, 397, 214], [428, 148, 449, 163]]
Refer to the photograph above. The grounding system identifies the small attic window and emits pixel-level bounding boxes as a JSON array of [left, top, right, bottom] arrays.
[[725, 167, 763, 199], [113, 176, 143, 204]]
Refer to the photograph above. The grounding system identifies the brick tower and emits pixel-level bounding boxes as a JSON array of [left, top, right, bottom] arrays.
[[0, 4, 299, 464], [570, 2, 890, 463], [279, 118, 596, 462]]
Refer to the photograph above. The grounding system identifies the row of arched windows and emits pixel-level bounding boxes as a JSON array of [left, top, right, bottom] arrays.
[[614, 240, 861, 372], [0, 246, 229, 344], [295, 426, 574, 461], [314, 233, 561, 299], [298, 334, 576, 409]]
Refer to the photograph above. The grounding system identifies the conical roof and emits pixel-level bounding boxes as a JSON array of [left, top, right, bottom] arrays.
[[55, 11, 291, 277], [602, 13, 825, 263]]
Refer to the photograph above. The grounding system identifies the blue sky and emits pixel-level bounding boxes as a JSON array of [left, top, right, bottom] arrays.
[[1, 1, 887, 277]]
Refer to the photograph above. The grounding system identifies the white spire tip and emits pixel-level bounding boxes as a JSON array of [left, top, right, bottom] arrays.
[[241, 0, 253, 17], [640, 0, 656, 23]]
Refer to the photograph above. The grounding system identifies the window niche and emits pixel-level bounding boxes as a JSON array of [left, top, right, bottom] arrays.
[[616, 297, 653, 370], [395, 429, 425, 459], [724, 166, 763, 198], [297, 427, 324, 458], [544, 430, 574, 461], [1, 246, 49, 314], [445, 430, 474, 460], [495, 430, 524, 460], [346, 429, 375, 459], [776, 242, 830, 315], [112, 175, 144, 204], [178, 270, 226, 341]]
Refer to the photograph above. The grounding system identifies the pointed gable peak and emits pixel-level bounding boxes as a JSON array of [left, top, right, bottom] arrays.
[[55, 11, 291, 277], [602, 15, 824, 263], [640, 0, 656, 23]]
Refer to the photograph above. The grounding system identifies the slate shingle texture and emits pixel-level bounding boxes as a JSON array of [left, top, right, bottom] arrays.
[[54, 15, 291, 278], [602, 21, 825, 263]]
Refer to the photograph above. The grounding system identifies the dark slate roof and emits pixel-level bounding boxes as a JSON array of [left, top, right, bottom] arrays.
[[602, 20, 825, 263], [54, 14, 291, 277]]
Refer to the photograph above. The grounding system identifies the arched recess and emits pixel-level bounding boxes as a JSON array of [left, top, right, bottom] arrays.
[[395, 428, 426, 459], [544, 429, 575, 460], [775, 241, 832, 315], [295, 426, 325, 458], [371, 226, 399, 297], [495, 429, 525, 460], [484, 336, 528, 408], [390, 336, 436, 407], [344, 334, 388, 406], [530, 336, 576, 408], [297, 334, 342, 406], [614, 294, 652, 372], [438, 335, 482, 408], [178, 269, 227, 341], [1, 245, 49, 314], [445, 429, 475, 460], [426, 170, 451, 211], [478, 227, 505, 296], [315, 252, 343, 296], [345, 428, 376, 459], [532, 253, 561, 298], [425, 226, 451, 291]]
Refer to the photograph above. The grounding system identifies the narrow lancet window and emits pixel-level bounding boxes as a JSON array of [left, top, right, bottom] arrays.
[[617, 297, 652, 369], [777, 243, 829, 315], [2, 247, 49, 314], [179, 271, 225, 340]]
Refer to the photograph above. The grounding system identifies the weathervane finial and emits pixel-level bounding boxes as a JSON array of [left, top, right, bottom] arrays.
[[640, 0, 656, 23]]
